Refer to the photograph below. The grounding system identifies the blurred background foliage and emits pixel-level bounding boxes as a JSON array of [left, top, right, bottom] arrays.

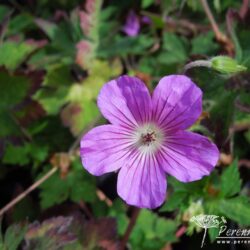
[[0, 0, 250, 249]]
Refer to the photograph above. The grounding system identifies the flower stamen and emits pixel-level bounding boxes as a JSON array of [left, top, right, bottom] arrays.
[[141, 132, 156, 145], [132, 123, 164, 155]]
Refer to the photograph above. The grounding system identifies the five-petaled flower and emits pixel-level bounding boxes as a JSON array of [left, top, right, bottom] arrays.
[[80, 75, 219, 209]]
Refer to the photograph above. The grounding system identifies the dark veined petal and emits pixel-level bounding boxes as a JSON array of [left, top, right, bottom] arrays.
[[80, 125, 134, 176], [97, 75, 152, 129], [152, 75, 202, 131], [157, 130, 219, 182], [117, 152, 167, 209]]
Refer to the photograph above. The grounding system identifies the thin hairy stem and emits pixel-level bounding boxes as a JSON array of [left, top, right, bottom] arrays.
[[0, 167, 57, 217], [183, 60, 212, 73]]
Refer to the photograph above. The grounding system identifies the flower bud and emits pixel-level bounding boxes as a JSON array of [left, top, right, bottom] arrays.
[[211, 56, 247, 74]]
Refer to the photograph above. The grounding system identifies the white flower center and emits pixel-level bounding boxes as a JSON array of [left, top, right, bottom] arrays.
[[132, 123, 164, 155]]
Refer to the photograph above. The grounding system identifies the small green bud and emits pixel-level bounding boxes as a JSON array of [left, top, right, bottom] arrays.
[[211, 56, 247, 74]]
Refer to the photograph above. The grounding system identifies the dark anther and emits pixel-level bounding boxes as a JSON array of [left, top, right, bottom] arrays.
[[141, 132, 156, 145]]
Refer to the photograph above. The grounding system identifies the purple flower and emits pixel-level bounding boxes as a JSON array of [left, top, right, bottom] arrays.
[[80, 75, 219, 209], [141, 16, 152, 25], [122, 10, 140, 37]]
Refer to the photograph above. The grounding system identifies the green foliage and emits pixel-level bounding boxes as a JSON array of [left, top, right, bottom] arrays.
[[0, 223, 27, 250], [61, 100, 99, 136], [34, 64, 73, 115], [160, 191, 188, 212], [108, 199, 129, 234], [1, 1, 250, 249], [3, 143, 48, 166], [3, 144, 30, 166], [219, 196, 250, 226], [0, 41, 38, 70], [0, 71, 29, 111], [39, 161, 96, 209], [158, 33, 188, 65], [99, 35, 154, 58], [7, 13, 35, 36], [191, 32, 219, 55], [142, 0, 155, 8], [130, 210, 178, 249], [0, 71, 29, 137], [220, 160, 242, 197], [0, 112, 19, 137]]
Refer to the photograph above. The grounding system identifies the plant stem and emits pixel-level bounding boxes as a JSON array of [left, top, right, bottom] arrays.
[[200, 0, 234, 55], [183, 60, 212, 73], [175, 225, 187, 238], [120, 207, 141, 250], [0, 167, 58, 217]]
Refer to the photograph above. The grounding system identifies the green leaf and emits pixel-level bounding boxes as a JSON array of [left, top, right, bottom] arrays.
[[39, 171, 69, 209], [0, 71, 29, 111], [219, 196, 250, 226], [130, 210, 178, 248], [35, 18, 57, 40], [3, 144, 30, 166], [35, 18, 76, 62], [159, 33, 187, 64], [4, 224, 27, 250], [99, 35, 154, 57], [168, 176, 207, 195], [155, 218, 178, 242], [7, 13, 34, 36], [133, 210, 178, 240], [0, 41, 38, 70], [34, 64, 73, 115], [191, 32, 219, 55], [160, 191, 187, 212], [220, 160, 241, 197], [136, 210, 156, 239], [142, 0, 154, 8], [0, 112, 19, 137], [0, 70, 29, 137], [3, 143, 48, 166], [68, 162, 96, 203], [68, 59, 122, 102], [39, 161, 96, 209], [108, 199, 129, 235], [61, 100, 99, 136]]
